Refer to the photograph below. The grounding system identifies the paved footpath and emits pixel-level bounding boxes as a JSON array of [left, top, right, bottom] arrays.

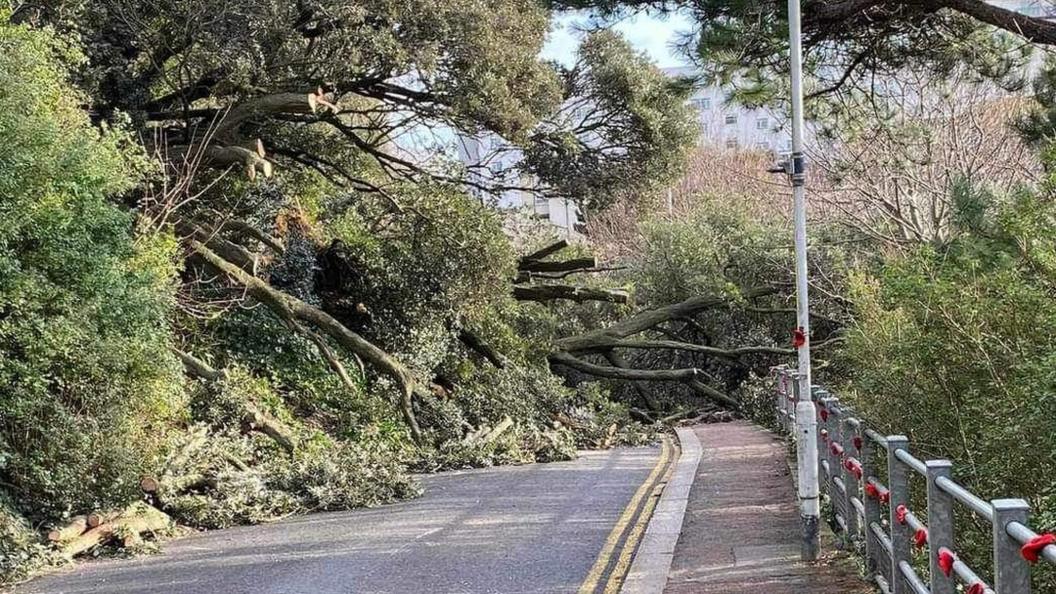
[[16, 446, 667, 594], [663, 421, 869, 594]]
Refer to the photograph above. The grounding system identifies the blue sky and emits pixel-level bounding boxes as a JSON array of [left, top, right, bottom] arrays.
[[541, 10, 695, 69]]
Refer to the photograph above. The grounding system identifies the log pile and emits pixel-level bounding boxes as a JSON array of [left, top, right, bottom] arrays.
[[45, 502, 173, 558]]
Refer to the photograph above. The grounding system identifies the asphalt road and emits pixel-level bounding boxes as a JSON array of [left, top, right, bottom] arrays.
[[17, 445, 665, 594]]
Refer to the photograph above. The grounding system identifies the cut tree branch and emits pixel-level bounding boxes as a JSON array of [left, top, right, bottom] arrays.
[[174, 349, 297, 454], [513, 284, 630, 304], [519, 240, 569, 264], [518, 257, 598, 274]]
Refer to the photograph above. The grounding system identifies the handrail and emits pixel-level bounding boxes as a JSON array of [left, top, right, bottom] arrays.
[[773, 367, 1056, 594], [894, 448, 926, 475], [1007, 521, 1056, 565], [935, 475, 993, 521], [865, 428, 887, 446]]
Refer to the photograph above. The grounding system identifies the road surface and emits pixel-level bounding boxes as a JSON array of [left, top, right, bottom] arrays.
[[17, 444, 669, 594]]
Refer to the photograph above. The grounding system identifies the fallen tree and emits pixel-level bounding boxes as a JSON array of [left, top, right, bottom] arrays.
[[545, 285, 845, 411], [188, 239, 424, 441]]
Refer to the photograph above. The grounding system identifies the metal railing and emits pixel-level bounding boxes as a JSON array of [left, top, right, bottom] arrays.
[[773, 365, 1056, 594]]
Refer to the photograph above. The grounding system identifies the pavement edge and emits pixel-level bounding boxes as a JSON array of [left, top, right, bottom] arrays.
[[619, 426, 703, 594]]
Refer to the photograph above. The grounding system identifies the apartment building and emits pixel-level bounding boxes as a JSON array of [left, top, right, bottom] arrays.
[[456, 134, 584, 237], [664, 66, 793, 153]]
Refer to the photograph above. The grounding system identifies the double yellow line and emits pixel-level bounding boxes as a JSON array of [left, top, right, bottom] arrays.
[[578, 437, 678, 594]]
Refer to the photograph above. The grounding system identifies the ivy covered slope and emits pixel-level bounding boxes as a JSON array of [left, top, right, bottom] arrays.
[[0, 2, 703, 585]]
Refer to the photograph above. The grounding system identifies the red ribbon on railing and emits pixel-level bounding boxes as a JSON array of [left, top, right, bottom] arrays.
[[1021, 533, 1056, 564], [793, 327, 806, 348], [852, 436, 863, 451], [896, 505, 908, 525], [843, 458, 862, 479], [966, 583, 985, 594], [914, 528, 929, 549], [865, 482, 879, 500], [830, 442, 844, 457], [938, 549, 956, 577]]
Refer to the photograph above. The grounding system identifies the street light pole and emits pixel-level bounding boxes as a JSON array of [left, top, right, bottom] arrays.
[[787, 0, 821, 561]]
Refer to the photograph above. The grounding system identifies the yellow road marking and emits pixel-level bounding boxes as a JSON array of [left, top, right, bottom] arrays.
[[602, 440, 679, 593], [578, 438, 672, 594]]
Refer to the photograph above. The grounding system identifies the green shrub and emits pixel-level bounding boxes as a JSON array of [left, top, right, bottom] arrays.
[[842, 189, 1056, 580], [1, 494, 62, 586], [0, 18, 183, 522]]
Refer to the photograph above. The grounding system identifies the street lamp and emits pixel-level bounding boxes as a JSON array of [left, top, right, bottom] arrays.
[[786, 0, 821, 561]]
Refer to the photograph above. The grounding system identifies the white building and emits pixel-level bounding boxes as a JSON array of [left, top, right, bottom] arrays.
[[664, 66, 793, 154], [456, 134, 584, 237]]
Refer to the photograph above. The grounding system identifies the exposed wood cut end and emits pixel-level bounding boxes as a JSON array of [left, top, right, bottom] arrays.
[[140, 476, 160, 494]]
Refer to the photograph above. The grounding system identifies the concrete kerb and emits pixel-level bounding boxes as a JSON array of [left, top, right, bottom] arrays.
[[620, 426, 703, 594]]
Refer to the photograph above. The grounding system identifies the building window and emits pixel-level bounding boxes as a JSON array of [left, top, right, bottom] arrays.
[[756, 141, 769, 150], [725, 138, 738, 149], [756, 117, 769, 130], [724, 114, 737, 125], [692, 97, 711, 110]]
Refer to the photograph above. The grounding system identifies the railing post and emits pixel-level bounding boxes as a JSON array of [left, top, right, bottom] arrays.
[[859, 421, 880, 576], [785, 370, 796, 434], [813, 387, 827, 484], [926, 460, 956, 594], [992, 499, 1032, 594], [832, 400, 859, 540], [819, 392, 835, 496], [775, 369, 786, 431], [787, 373, 819, 560], [886, 435, 910, 594]]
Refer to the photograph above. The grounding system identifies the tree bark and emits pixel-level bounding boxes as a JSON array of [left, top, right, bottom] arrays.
[[518, 257, 598, 274], [606, 339, 796, 357], [602, 350, 660, 411], [46, 516, 89, 543], [201, 210, 285, 254], [169, 143, 273, 180], [519, 240, 569, 264], [214, 90, 336, 139], [242, 404, 297, 455], [175, 349, 297, 453]]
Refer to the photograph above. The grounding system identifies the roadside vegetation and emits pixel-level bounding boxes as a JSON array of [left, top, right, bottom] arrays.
[[5, 0, 1056, 590]]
